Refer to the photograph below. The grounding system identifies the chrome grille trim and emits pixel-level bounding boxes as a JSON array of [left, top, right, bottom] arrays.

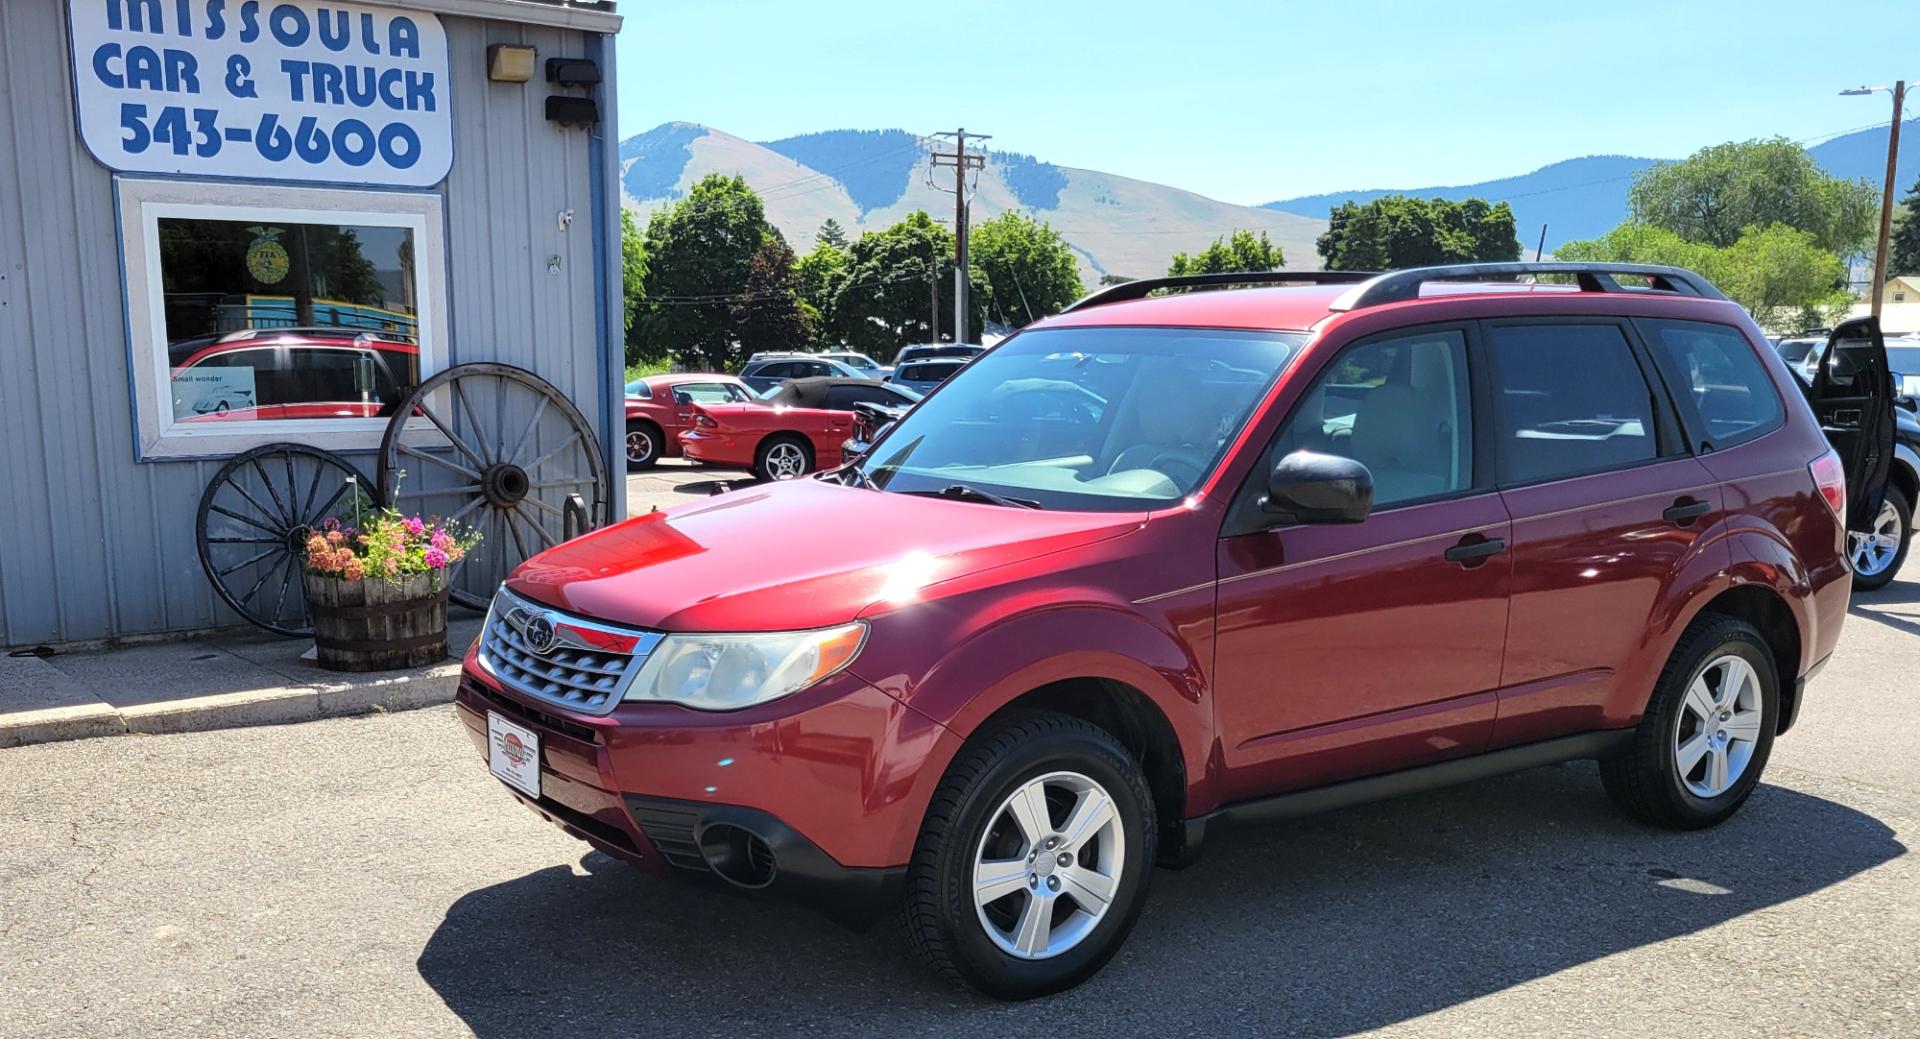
[[476, 586, 664, 716]]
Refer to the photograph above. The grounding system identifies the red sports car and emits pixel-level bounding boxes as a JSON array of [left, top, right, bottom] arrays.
[[678, 377, 921, 481], [622, 373, 756, 470]]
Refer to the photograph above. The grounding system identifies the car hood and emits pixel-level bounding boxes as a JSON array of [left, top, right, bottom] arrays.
[[505, 477, 1145, 632]]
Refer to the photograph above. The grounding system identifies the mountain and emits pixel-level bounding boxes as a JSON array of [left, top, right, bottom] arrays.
[[1262, 119, 1920, 252], [618, 124, 1330, 284]]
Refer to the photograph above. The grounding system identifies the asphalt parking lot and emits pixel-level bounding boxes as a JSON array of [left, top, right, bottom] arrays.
[[625, 457, 742, 516], [3, 558, 1918, 1037]]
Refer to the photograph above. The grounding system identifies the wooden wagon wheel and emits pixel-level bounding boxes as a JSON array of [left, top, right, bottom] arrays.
[[196, 443, 380, 638], [377, 362, 608, 611]]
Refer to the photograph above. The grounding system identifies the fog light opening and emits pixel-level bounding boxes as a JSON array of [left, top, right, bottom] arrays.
[[699, 823, 776, 889]]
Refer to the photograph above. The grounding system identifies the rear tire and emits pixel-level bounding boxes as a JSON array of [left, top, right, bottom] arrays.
[[754, 435, 813, 482], [1601, 614, 1777, 830], [1849, 483, 1911, 591], [903, 713, 1156, 1000], [625, 421, 661, 472]]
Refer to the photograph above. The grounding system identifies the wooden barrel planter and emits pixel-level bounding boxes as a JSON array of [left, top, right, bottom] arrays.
[[303, 572, 449, 672]]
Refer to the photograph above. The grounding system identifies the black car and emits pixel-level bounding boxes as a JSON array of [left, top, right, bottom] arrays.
[[1786, 321, 1912, 589]]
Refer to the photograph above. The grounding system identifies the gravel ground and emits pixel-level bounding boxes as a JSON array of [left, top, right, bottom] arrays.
[[3, 572, 1918, 1038]]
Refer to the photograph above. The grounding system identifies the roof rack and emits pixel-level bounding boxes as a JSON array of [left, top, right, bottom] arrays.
[[1060, 270, 1377, 312], [1328, 262, 1726, 311]]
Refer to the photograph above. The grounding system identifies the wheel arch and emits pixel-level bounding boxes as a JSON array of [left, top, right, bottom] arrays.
[[1676, 580, 1803, 735], [626, 416, 665, 456]]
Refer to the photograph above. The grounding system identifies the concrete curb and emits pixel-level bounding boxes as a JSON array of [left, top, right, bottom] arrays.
[[1, 660, 464, 749]]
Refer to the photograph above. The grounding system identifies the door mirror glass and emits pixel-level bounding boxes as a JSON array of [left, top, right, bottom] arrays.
[[1263, 450, 1373, 524]]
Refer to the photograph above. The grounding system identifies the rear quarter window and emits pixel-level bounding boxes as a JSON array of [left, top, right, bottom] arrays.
[[1638, 319, 1784, 451]]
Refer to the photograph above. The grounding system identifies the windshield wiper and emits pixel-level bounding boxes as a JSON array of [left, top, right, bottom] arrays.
[[835, 463, 876, 489], [903, 483, 1043, 509]]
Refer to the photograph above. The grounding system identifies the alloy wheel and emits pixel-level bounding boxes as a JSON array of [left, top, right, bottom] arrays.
[[626, 428, 655, 464], [1849, 499, 1903, 577], [1671, 654, 1765, 798], [972, 771, 1124, 960], [765, 442, 807, 479]]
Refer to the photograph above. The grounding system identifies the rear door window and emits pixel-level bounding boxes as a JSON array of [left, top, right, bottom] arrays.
[[1488, 323, 1660, 485], [1638, 319, 1783, 450]]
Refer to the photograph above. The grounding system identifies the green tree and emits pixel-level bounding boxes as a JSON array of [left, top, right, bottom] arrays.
[[620, 208, 650, 364], [795, 240, 849, 342], [816, 218, 850, 251], [1891, 174, 1920, 277], [631, 174, 806, 371], [1169, 229, 1284, 276], [1626, 138, 1877, 255], [1558, 221, 1850, 330], [829, 211, 985, 359], [969, 211, 1085, 327], [1316, 195, 1521, 270]]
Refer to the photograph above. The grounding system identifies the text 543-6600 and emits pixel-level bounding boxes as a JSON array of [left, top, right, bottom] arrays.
[[118, 104, 422, 170]]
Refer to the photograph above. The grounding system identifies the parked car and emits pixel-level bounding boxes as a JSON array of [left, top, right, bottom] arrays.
[[895, 342, 985, 366], [738, 355, 868, 394], [819, 350, 891, 380], [456, 263, 1881, 1000], [886, 357, 969, 395], [623, 374, 756, 470], [1774, 335, 1824, 380], [1886, 337, 1920, 408], [167, 327, 418, 422], [1786, 341, 1913, 589], [678, 376, 921, 481]]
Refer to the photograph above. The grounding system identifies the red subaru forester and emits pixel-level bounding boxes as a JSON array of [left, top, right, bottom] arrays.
[[454, 263, 1891, 1000]]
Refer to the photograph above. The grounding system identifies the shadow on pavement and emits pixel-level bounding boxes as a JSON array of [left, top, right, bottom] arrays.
[[417, 763, 1901, 1037]]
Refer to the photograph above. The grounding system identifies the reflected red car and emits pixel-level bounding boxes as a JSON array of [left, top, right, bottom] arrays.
[[678, 377, 921, 481], [622, 373, 755, 471], [168, 328, 417, 423]]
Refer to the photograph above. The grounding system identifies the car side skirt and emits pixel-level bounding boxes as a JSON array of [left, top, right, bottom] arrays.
[[1175, 730, 1634, 863]]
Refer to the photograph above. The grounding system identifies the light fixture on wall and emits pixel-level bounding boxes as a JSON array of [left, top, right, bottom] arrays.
[[546, 58, 601, 87], [488, 44, 536, 83]]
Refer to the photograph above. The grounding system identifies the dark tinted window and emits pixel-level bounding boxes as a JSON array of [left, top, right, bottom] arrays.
[[1490, 323, 1657, 484], [825, 384, 896, 410], [899, 362, 964, 383], [751, 361, 793, 378], [1266, 330, 1473, 507], [1640, 319, 1782, 449]]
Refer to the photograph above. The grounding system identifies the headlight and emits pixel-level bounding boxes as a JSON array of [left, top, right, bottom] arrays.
[[623, 623, 867, 711]]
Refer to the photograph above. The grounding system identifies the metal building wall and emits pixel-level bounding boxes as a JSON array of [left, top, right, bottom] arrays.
[[0, 0, 616, 647]]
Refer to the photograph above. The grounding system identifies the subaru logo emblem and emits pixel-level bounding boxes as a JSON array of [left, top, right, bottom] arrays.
[[524, 614, 558, 655]]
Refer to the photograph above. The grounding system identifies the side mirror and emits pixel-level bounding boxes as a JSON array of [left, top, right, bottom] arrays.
[[1262, 450, 1372, 524]]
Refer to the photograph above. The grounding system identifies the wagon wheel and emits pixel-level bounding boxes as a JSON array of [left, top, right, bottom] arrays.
[[378, 362, 608, 611], [196, 443, 381, 638]]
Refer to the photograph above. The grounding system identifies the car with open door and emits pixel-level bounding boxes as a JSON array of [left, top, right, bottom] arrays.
[[455, 263, 1853, 999], [622, 374, 756, 470], [678, 376, 921, 481], [1792, 318, 1900, 588]]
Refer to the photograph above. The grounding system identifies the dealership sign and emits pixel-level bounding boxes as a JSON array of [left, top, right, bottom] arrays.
[[68, 1, 452, 186]]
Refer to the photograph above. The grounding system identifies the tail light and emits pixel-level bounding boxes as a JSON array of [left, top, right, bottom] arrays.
[[694, 411, 718, 429], [1809, 449, 1846, 518]]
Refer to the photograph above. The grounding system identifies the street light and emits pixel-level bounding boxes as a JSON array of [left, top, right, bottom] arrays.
[[1840, 81, 1909, 319]]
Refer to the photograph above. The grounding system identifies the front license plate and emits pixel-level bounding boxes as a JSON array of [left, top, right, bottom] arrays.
[[487, 711, 541, 799]]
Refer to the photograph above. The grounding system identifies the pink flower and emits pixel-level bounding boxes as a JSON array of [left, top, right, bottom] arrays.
[[424, 547, 449, 569], [403, 516, 426, 537], [430, 529, 453, 552]]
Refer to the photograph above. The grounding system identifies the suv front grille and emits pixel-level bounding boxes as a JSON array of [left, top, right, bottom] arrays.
[[477, 586, 664, 715]]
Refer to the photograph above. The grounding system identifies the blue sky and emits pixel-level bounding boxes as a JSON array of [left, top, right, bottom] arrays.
[[614, 0, 1918, 205]]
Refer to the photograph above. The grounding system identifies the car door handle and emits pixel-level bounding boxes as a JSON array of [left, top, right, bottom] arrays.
[[1663, 499, 1713, 525], [1443, 536, 1506, 563]]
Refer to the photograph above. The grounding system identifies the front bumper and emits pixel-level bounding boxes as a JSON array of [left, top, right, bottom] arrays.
[[453, 659, 959, 929]]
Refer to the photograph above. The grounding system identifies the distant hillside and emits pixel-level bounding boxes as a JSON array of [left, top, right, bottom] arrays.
[[618, 123, 1329, 284], [1263, 119, 1920, 252]]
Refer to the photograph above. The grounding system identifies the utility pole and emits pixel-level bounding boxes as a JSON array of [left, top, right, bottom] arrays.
[[1844, 80, 1908, 319], [930, 128, 988, 343], [1873, 82, 1905, 320], [928, 240, 939, 344]]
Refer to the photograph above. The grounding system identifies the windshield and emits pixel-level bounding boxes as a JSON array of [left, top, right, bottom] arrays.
[[832, 354, 878, 370], [858, 326, 1305, 511]]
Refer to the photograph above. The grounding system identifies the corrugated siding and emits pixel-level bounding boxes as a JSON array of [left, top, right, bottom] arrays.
[[0, 0, 608, 647]]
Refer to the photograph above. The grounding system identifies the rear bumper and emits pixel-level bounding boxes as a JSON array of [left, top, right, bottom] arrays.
[[453, 666, 954, 929], [676, 429, 749, 468]]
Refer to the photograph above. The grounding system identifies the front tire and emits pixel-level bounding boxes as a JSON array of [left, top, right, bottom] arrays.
[[1850, 483, 1911, 591], [1601, 615, 1778, 830], [903, 713, 1156, 1000]]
